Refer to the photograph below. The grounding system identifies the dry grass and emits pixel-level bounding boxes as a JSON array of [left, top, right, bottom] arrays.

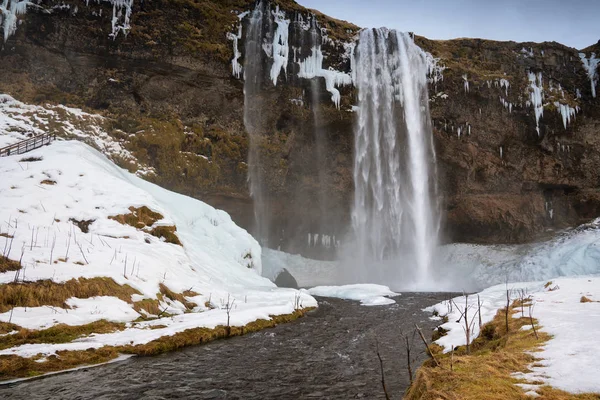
[[109, 206, 163, 229], [0, 255, 21, 273], [0, 322, 20, 335], [405, 304, 600, 400], [0, 320, 125, 351], [150, 225, 182, 245], [158, 283, 198, 310], [0, 278, 140, 313], [0, 308, 315, 381], [0, 348, 120, 380], [40, 179, 56, 185], [580, 296, 595, 303], [109, 206, 182, 245]]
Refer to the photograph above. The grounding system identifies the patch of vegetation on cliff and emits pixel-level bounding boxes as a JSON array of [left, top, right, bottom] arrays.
[[405, 303, 599, 400], [120, 116, 247, 195]]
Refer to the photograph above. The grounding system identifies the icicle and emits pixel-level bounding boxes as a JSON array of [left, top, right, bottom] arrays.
[[1, 0, 30, 41], [269, 6, 290, 86], [226, 12, 248, 79], [528, 71, 544, 136], [579, 52, 599, 98], [462, 74, 469, 93]]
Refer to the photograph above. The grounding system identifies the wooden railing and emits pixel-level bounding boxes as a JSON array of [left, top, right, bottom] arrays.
[[0, 133, 56, 157]]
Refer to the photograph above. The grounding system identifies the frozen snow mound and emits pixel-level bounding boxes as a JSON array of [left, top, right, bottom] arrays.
[[308, 284, 398, 306], [0, 140, 316, 356]]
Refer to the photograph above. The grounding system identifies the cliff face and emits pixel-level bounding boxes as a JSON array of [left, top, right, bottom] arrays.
[[1, 0, 599, 257]]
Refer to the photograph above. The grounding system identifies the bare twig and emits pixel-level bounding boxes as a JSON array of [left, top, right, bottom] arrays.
[[415, 324, 441, 367], [375, 340, 390, 400]]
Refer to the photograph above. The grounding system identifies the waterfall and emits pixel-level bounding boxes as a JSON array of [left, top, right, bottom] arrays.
[[244, 1, 271, 245], [351, 28, 440, 286]]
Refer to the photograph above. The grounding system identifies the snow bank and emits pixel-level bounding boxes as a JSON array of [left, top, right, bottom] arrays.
[[0, 140, 316, 357], [308, 284, 398, 306], [426, 275, 600, 395]]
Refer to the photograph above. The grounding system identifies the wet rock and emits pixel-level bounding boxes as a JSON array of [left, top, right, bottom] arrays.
[[274, 268, 298, 289]]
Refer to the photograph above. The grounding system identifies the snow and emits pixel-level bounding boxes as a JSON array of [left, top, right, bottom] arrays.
[[269, 6, 290, 86], [2, 297, 140, 330], [0, 139, 317, 358], [308, 284, 398, 306], [579, 52, 599, 98], [298, 45, 353, 108], [528, 71, 544, 136], [426, 275, 600, 395]]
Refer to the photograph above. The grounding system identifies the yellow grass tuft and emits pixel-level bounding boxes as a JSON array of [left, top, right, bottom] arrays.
[[109, 206, 182, 245], [0, 255, 21, 273], [580, 296, 595, 303], [0, 278, 140, 313]]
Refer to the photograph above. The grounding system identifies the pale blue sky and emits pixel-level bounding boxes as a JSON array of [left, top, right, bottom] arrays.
[[297, 0, 599, 49]]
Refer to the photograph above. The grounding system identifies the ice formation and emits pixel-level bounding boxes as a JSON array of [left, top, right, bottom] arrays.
[[352, 28, 439, 286], [528, 71, 544, 136], [298, 45, 352, 108], [269, 6, 290, 86], [0, 0, 29, 41], [107, 0, 133, 39], [579, 52, 599, 98], [554, 102, 577, 130], [225, 12, 249, 78], [499, 78, 510, 96], [424, 52, 446, 91]]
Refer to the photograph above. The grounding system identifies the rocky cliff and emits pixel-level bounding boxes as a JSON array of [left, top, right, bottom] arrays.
[[1, 0, 599, 258]]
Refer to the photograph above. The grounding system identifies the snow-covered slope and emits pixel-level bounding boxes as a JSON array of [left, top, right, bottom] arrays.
[[0, 140, 316, 357]]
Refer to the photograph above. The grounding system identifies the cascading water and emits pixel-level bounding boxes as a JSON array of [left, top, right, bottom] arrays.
[[350, 28, 440, 287], [244, 1, 271, 246]]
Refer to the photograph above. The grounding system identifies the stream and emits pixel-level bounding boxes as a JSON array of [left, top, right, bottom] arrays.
[[1, 293, 450, 399]]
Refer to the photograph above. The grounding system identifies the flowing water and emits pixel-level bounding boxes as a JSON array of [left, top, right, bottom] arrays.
[[0, 294, 449, 399], [350, 29, 440, 287], [244, 0, 271, 246]]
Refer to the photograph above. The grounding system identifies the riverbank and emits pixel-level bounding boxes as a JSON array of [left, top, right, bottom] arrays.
[[408, 277, 600, 399]]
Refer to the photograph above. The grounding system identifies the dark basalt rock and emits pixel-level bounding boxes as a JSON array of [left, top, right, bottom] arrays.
[[274, 268, 299, 289]]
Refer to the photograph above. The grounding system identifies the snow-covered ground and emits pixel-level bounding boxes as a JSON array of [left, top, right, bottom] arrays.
[[427, 276, 600, 395], [0, 140, 316, 358]]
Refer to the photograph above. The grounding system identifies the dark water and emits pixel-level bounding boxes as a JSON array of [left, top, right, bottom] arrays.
[[1, 294, 449, 400]]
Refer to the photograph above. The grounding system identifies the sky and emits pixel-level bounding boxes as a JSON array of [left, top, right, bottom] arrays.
[[296, 0, 600, 50]]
